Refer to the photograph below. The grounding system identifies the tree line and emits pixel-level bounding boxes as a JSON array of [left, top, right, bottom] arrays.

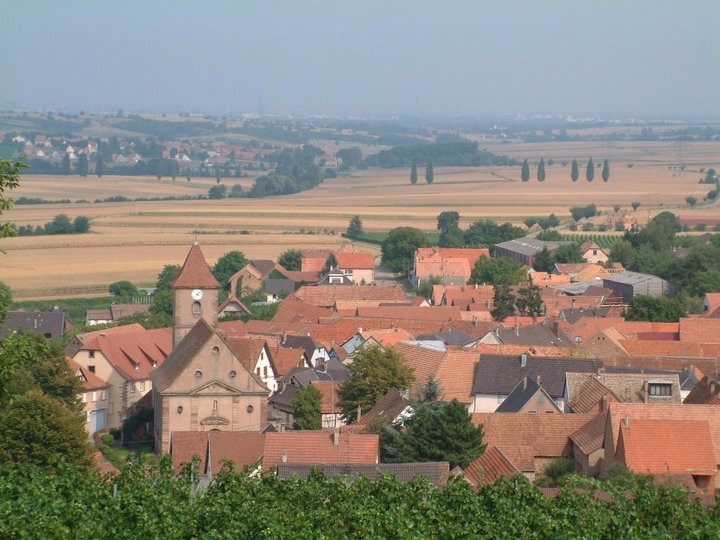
[[12, 214, 90, 236], [364, 140, 517, 168], [521, 157, 610, 182]]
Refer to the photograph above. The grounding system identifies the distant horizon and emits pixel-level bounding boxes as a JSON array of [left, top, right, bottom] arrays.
[[3, 2, 719, 122]]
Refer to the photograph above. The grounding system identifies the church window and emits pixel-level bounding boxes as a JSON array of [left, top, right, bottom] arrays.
[[192, 301, 202, 315], [195, 370, 202, 378]]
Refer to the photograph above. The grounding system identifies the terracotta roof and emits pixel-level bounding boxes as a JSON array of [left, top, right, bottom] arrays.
[[436, 348, 480, 404], [475, 343, 574, 358], [268, 346, 307, 377], [263, 431, 379, 469], [679, 318, 720, 344], [335, 251, 375, 270], [271, 295, 335, 324], [567, 376, 619, 413], [569, 410, 608, 455], [80, 327, 172, 382], [356, 306, 462, 322], [361, 328, 414, 346], [394, 342, 445, 389], [620, 340, 705, 358], [68, 358, 111, 391], [684, 376, 720, 405], [226, 336, 268, 371], [471, 413, 594, 469], [293, 285, 407, 308], [311, 380, 342, 415], [171, 431, 209, 473], [464, 446, 519, 484], [415, 248, 489, 268], [208, 431, 265, 474], [617, 419, 717, 475], [171, 243, 220, 289], [606, 403, 720, 463], [355, 388, 412, 427]]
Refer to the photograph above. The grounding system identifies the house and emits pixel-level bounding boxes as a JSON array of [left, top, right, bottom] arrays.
[[355, 388, 413, 428], [225, 336, 277, 392], [702, 293, 720, 317], [479, 322, 576, 349], [464, 446, 520, 485], [70, 325, 172, 429], [569, 410, 608, 476], [170, 430, 266, 476], [262, 430, 379, 471], [494, 236, 572, 268], [218, 295, 251, 319], [602, 271, 676, 303], [265, 279, 295, 302], [85, 304, 151, 326], [316, 268, 356, 286], [1, 309, 70, 340], [69, 358, 111, 438], [683, 376, 720, 405], [412, 248, 489, 287], [579, 241, 609, 265], [335, 245, 376, 284], [151, 243, 270, 454], [495, 376, 562, 414], [471, 354, 604, 413]]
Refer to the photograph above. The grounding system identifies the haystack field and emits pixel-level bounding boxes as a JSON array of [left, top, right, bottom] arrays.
[[1, 138, 717, 299]]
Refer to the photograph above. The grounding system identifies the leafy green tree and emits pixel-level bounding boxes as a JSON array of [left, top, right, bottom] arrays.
[[338, 345, 415, 423], [685, 196, 697, 207], [410, 163, 418, 184], [150, 264, 182, 320], [381, 227, 429, 273], [490, 283, 516, 321], [389, 399, 486, 468], [537, 158, 545, 182], [425, 161, 434, 184], [336, 146, 363, 169], [73, 215, 90, 233], [554, 243, 584, 263], [521, 159, 530, 182], [292, 384, 323, 430], [322, 253, 338, 274], [468, 255, 526, 286], [229, 184, 243, 198], [62, 153, 71, 176], [571, 159, 579, 182], [532, 247, 554, 272], [95, 153, 105, 177], [0, 390, 93, 471], [212, 251, 248, 291], [77, 153, 89, 177], [278, 249, 302, 271], [437, 210, 463, 248], [516, 283, 544, 318], [0, 281, 11, 322], [602, 158, 610, 182], [1, 156, 25, 318], [208, 184, 227, 199], [45, 214, 74, 234], [586, 157, 595, 181], [631, 201, 641, 211], [416, 275, 442, 300], [109, 280, 139, 298], [347, 215, 363, 237], [622, 295, 686, 322]]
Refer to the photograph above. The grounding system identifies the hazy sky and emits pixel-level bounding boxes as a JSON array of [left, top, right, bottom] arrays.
[[2, 1, 719, 120]]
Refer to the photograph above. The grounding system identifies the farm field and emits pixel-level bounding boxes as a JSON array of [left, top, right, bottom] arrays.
[[1, 139, 718, 300]]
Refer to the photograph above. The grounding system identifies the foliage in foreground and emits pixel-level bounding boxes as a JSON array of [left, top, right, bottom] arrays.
[[0, 460, 718, 539]]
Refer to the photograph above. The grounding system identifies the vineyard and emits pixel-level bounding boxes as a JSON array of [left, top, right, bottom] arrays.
[[561, 233, 624, 250], [0, 460, 718, 538]]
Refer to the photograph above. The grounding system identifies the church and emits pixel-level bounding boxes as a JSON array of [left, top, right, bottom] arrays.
[[151, 243, 269, 454]]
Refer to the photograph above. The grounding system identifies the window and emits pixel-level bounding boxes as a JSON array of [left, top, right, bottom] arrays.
[[92, 391, 97, 402], [537, 393, 545, 403], [88, 365, 96, 373], [130, 382, 136, 394], [139, 381, 145, 392], [83, 393, 87, 403], [649, 383, 672, 397], [263, 366, 268, 377], [88, 351, 95, 359], [101, 389, 107, 400], [192, 301, 201, 315]]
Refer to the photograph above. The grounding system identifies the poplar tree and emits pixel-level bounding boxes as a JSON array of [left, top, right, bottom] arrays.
[[586, 157, 595, 182], [602, 158, 610, 182], [537, 158, 546, 182], [521, 159, 530, 182], [425, 161, 434, 184], [571, 159, 579, 182], [410, 163, 418, 184]]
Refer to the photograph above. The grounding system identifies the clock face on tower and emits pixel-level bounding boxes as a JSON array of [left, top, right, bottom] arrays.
[[191, 289, 204, 300]]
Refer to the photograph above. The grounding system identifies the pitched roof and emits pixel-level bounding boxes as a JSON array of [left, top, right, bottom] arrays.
[[271, 295, 335, 324], [464, 445, 519, 484], [68, 358, 111, 391], [569, 411, 608, 455], [356, 306, 462, 322], [151, 319, 215, 391], [293, 285, 407, 308], [472, 354, 604, 398], [81, 327, 172, 382], [495, 377, 560, 413], [208, 431, 265, 475], [277, 462, 449, 484], [618, 420, 717, 475], [355, 388, 412, 427], [492, 322, 577, 348], [226, 335, 268, 371], [263, 431, 379, 469], [684, 376, 720, 405], [171, 431, 209, 473], [679, 318, 720, 344], [0, 310, 67, 340], [268, 346, 307, 376], [171, 243, 220, 289], [567, 376, 619, 413], [311, 380, 342, 415], [335, 250, 375, 270]]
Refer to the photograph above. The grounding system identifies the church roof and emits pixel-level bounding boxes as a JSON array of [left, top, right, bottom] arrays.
[[152, 318, 215, 392], [171, 243, 220, 289]]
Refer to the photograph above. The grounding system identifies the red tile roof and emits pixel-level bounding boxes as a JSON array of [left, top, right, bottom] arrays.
[[171, 431, 209, 473], [356, 306, 462, 322], [263, 431, 379, 469], [569, 411, 608, 455], [464, 445, 519, 484], [684, 376, 720, 405], [617, 420, 717, 475], [679, 318, 720, 344], [68, 357, 111, 391], [293, 285, 407, 308], [208, 431, 265, 474], [171, 243, 220, 289]]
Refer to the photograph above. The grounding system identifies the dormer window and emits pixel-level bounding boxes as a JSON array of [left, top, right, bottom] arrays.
[[649, 382, 672, 397]]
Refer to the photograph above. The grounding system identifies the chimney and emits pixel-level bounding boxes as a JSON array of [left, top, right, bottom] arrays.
[[625, 415, 630, 429], [536, 375, 541, 386], [282, 451, 287, 463], [600, 395, 607, 412], [523, 376, 528, 391], [521, 354, 527, 368], [357, 405, 362, 423], [333, 428, 340, 450], [514, 317, 519, 336], [571, 298, 576, 310], [282, 331, 287, 344]]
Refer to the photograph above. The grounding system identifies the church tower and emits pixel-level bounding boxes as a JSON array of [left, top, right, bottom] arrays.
[[171, 243, 221, 348]]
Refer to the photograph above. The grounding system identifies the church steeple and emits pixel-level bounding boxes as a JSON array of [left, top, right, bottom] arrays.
[[171, 243, 220, 347]]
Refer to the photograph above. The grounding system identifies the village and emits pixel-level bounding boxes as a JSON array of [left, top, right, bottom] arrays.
[[5, 233, 719, 500]]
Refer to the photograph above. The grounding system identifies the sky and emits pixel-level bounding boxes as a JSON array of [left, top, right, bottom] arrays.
[[2, 1, 719, 120]]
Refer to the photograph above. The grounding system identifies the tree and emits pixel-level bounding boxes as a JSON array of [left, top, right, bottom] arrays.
[[554, 243, 584, 263], [516, 282, 543, 318], [0, 281, 11, 323], [337, 345, 415, 423], [0, 390, 93, 471], [570, 159, 579, 182], [77, 153, 89, 177], [410, 163, 418, 185], [292, 384, 322, 430], [416, 275, 442, 301], [425, 161, 434, 184], [521, 159, 530, 182], [322, 253, 338, 274], [109, 280, 139, 298], [215, 166, 222, 184], [212, 251, 248, 291], [95, 153, 106, 177], [537, 158, 546, 182], [347, 215, 363, 237], [686, 196, 698, 207], [631, 201, 641, 211], [490, 283, 515, 321], [468, 255, 526, 287], [381, 227, 429, 273], [602, 159, 610, 182], [73, 215, 90, 233], [389, 399, 486, 468], [532, 247, 554, 273], [586, 157, 595, 182], [62, 153, 71, 176], [336, 147, 363, 169], [278, 249, 302, 271], [45, 214, 74, 234], [1, 156, 26, 316], [437, 210, 463, 248], [208, 184, 227, 199], [622, 295, 686, 322]]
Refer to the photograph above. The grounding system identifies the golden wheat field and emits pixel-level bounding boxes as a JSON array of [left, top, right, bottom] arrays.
[[1, 139, 718, 299]]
